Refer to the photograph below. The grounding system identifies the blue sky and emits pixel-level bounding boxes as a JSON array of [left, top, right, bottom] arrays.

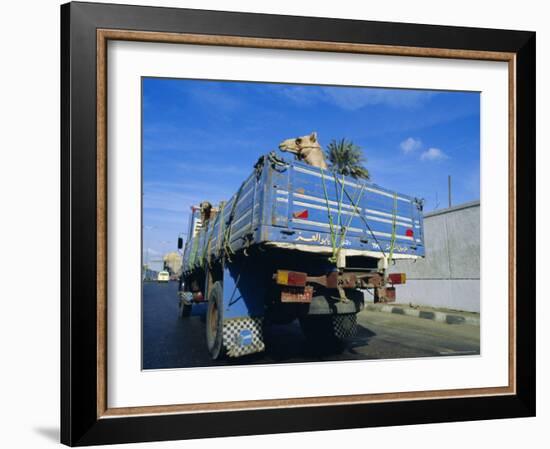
[[142, 78, 480, 269]]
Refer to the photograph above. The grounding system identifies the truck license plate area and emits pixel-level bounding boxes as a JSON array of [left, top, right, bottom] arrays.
[[281, 286, 313, 303]]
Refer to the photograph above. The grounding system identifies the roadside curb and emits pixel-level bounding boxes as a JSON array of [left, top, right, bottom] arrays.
[[365, 303, 480, 325]]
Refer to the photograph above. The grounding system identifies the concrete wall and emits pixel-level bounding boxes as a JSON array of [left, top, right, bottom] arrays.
[[388, 201, 480, 312]]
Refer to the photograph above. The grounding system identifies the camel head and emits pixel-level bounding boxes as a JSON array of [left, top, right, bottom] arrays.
[[278, 132, 320, 156], [278, 132, 328, 169]]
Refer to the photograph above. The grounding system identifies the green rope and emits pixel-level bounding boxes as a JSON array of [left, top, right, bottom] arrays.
[[339, 183, 388, 259], [334, 180, 367, 262], [333, 173, 347, 262], [188, 227, 200, 267], [320, 169, 367, 264], [387, 192, 398, 266], [221, 182, 245, 260], [319, 167, 339, 262], [328, 179, 398, 265], [216, 201, 226, 256], [200, 213, 217, 268], [223, 210, 235, 259], [334, 173, 345, 229]]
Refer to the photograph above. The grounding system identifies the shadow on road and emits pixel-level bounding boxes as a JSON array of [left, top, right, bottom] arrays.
[[345, 324, 377, 355], [144, 282, 478, 368], [227, 321, 378, 365]]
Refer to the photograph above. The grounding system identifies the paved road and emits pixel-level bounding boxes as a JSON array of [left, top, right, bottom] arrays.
[[143, 282, 480, 369]]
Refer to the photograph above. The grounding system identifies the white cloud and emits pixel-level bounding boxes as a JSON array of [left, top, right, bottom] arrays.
[[187, 84, 241, 111], [400, 137, 422, 154], [420, 147, 448, 161], [272, 85, 436, 111], [277, 86, 325, 106], [321, 88, 435, 111]]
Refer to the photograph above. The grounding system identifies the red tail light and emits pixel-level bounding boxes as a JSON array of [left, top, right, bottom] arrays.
[[276, 270, 307, 287], [405, 228, 414, 237], [192, 292, 204, 302], [388, 273, 406, 285]]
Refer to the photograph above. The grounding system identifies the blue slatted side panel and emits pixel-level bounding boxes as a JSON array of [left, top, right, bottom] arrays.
[[227, 174, 256, 248], [289, 164, 417, 244], [263, 160, 424, 257]]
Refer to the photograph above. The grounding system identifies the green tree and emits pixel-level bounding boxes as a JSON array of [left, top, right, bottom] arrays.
[[326, 138, 370, 180]]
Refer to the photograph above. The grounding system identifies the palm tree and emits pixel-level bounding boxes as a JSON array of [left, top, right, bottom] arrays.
[[325, 138, 370, 180]]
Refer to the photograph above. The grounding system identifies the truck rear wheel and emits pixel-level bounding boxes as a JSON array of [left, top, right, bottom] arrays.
[[206, 281, 225, 360], [179, 302, 192, 318], [299, 313, 357, 343]]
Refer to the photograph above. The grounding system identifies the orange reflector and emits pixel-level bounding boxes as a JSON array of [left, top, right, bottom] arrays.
[[277, 270, 289, 285]]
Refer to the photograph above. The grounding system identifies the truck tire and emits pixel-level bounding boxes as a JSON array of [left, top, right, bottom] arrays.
[[179, 302, 192, 318], [300, 313, 357, 343], [300, 316, 336, 344], [206, 281, 225, 360]]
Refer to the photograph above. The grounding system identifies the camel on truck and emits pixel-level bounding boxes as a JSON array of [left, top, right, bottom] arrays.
[[177, 134, 425, 359]]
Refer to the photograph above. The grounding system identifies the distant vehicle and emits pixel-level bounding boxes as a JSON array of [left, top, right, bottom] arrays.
[[157, 271, 170, 283]]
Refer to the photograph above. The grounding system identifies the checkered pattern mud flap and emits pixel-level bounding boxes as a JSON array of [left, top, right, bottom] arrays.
[[222, 317, 265, 358], [332, 314, 357, 339], [178, 291, 193, 304]]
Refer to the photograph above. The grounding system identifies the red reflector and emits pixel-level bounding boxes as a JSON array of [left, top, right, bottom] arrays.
[[192, 291, 204, 302], [287, 271, 307, 287], [388, 273, 406, 285], [405, 228, 414, 237], [293, 209, 309, 219]]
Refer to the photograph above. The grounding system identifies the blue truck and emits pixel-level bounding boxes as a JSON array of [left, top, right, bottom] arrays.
[[177, 152, 425, 359]]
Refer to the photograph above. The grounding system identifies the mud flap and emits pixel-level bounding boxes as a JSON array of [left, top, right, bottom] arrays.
[[332, 314, 357, 339], [179, 291, 193, 305], [222, 317, 265, 357]]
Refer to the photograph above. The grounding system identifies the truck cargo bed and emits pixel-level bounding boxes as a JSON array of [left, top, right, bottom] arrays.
[[183, 153, 425, 273]]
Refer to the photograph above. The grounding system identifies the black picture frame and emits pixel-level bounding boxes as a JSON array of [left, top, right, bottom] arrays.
[[61, 1, 535, 446]]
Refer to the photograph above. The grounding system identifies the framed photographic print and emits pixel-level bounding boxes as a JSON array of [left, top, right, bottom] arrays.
[[61, 1, 535, 446]]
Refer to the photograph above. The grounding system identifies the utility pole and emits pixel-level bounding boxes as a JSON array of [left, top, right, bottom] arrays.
[[448, 175, 452, 208]]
